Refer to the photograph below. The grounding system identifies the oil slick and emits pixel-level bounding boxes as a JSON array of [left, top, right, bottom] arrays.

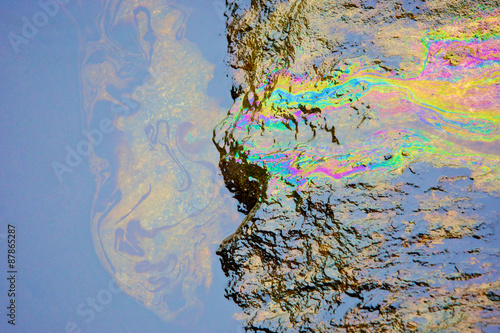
[[216, 16, 500, 193], [78, 0, 240, 324], [214, 4, 500, 332]]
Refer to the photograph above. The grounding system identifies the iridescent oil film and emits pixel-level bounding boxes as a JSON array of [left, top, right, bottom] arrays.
[[0, 0, 499, 332]]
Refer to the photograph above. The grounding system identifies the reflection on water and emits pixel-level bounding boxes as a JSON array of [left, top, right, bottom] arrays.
[[213, 1, 500, 332], [77, 0, 242, 327]]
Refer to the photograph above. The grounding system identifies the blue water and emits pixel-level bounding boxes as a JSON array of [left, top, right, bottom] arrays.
[[0, 1, 241, 332]]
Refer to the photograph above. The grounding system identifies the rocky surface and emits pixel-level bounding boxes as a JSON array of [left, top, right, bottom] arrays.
[[215, 1, 500, 331]]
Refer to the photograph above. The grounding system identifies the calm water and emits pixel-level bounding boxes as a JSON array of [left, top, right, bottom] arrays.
[[0, 1, 243, 332]]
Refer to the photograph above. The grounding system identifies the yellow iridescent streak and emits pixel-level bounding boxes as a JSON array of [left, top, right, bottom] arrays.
[[263, 40, 500, 141]]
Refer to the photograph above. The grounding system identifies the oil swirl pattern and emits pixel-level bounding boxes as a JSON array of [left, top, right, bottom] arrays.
[[78, 0, 240, 324]]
